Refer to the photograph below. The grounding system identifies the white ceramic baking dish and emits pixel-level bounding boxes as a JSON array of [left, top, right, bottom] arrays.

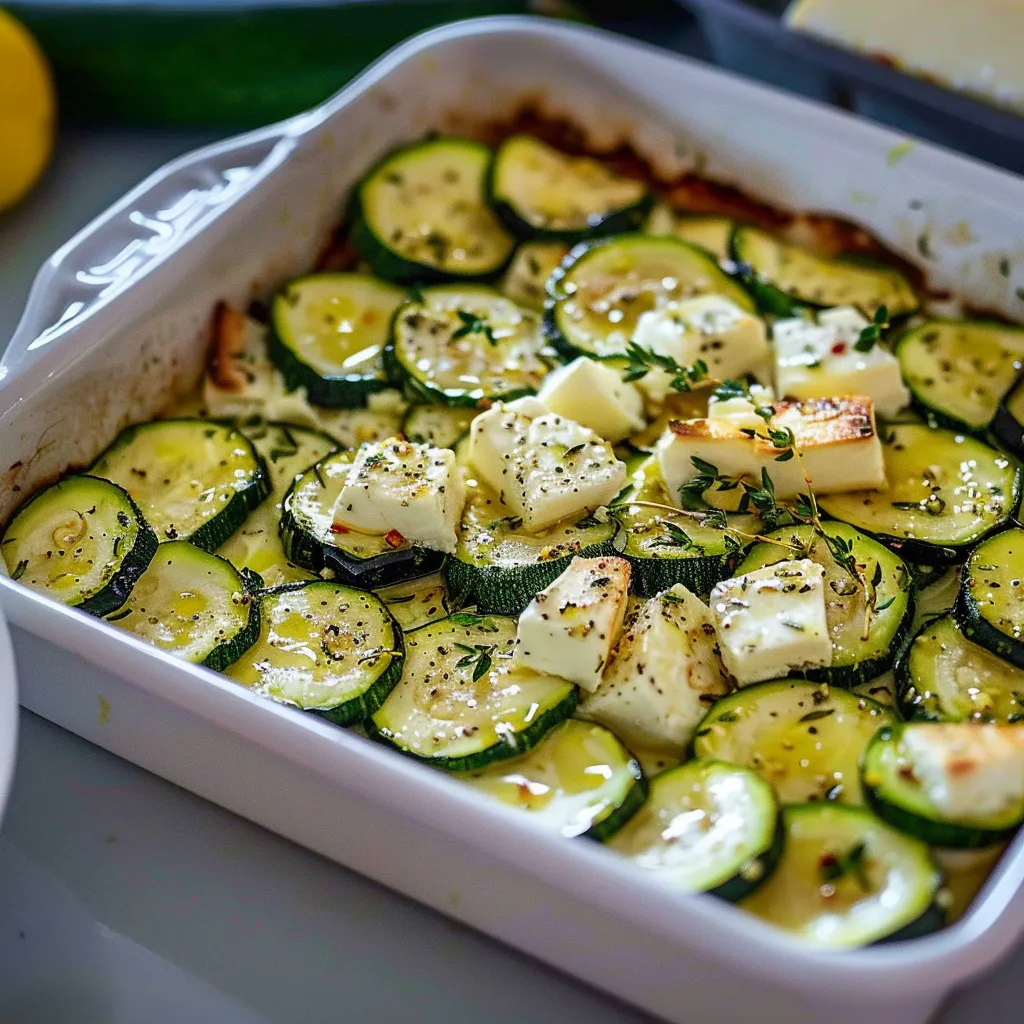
[[4, 16, 1024, 1024]]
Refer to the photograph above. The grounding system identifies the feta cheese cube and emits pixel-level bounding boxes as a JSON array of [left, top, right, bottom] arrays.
[[515, 555, 631, 691], [658, 395, 886, 504], [708, 559, 831, 685], [632, 295, 771, 405], [332, 436, 466, 553], [773, 306, 910, 418], [707, 384, 776, 433], [537, 357, 645, 443], [901, 724, 1024, 821], [468, 398, 627, 532], [580, 584, 729, 750]]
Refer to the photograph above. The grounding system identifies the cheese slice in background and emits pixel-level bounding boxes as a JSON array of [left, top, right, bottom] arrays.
[[786, 0, 1024, 118]]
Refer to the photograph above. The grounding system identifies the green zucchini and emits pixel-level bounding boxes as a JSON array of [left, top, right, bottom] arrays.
[[91, 419, 270, 551], [268, 273, 406, 407], [106, 541, 261, 670], [218, 422, 339, 587], [955, 528, 1024, 667], [500, 240, 570, 312], [992, 371, 1024, 459], [741, 803, 942, 947], [444, 477, 620, 615], [544, 234, 755, 359], [819, 424, 1020, 562], [608, 760, 781, 901], [374, 572, 450, 632], [225, 581, 402, 725], [616, 455, 751, 597], [729, 225, 918, 318], [644, 203, 734, 260], [367, 614, 577, 771], [386, 285, 549, 407], [895, 319, 1024, 433], [692, 678, 895, 804], [1, 475, 157, 617], [463, 718, 647, 841], [734, 522, 914, 687], [351, 137, 515, 283], [863, 723, 1024, 848], [898, 614, 1024, 723], [401, 405, 476, 448], [487, 134, 651, 242], [280, 450, 443, 589]]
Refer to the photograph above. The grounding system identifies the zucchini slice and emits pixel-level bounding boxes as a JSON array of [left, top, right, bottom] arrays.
[[1, 475, 157, 617], [280, 450, 443, 589], [463, 718, 647, 841], [351, 137, 515, 283], [644, 204, 734, 260], [487, 134, 651, 242], [401, 404, 476, 448], [225, 581, 402, 725], [374, 571, 449, 632], [607, 760, 781, 901], [544, 234, 755, 359], [268, 273, 406, 408], [730, 225, 918, 318], [91, 419, 270, 551], [692, 679, 895, 804], [992, 371, 1024, 459], [863, 724, 1024, 847], [896, 319, 1024, 432], [106, 540, 261, 670], [387, 285, 549, 407], [616, 455, 751, 597], [955, 528, 1024, 667], [898, 614, 1024, 723], [500, 240, 570, 312], [218, 422, 339, 587], [444, 477, 620, 615], [741, 803, 942, 947], [734, 522, 914, 687], [368, 614, 578, 771], [819, 424, 1020, 562]]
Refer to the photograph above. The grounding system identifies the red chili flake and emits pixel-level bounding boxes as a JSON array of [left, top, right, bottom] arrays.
[[831, 342, 847, 355], [385, 529, 405, 548], [330, 523, 350, 535]]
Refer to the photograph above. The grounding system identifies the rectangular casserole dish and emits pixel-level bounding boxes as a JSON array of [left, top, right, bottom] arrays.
[[4, 16, 1024, 1024]]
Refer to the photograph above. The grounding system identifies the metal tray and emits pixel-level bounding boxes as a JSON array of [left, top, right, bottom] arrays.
[[676, 0, 1024, 176], [3, 17, 1024, 1024]]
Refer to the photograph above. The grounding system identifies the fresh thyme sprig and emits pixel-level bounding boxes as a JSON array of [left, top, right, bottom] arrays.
[[622, 341, 710, 392], [453, 310, 497, 346]]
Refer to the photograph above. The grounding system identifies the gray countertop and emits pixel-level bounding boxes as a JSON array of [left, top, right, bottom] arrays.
[[0, 86, 1021, 1024]]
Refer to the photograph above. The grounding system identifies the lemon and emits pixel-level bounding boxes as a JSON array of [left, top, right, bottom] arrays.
[[0, 9, 54, 211]]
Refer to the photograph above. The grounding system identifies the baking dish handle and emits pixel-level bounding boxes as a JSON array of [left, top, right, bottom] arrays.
[[0, 122, 301, 384]]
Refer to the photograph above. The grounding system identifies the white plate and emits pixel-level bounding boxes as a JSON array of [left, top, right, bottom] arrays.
[[2, 17, 1024, 1024]]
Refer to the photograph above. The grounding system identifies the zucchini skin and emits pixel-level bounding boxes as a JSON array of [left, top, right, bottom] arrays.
[[443, 535, 621, 615], [489, 192, 652, 245], [83, 490, 160, 618], [366, 686, 580, 773], [954, 551, 1024, 670], [584, 764, 649, 844], [202, 567, 264, 673], [279, 505, 444, 591], [623, 549, 733, 600], [991, 396, 1024, 459]]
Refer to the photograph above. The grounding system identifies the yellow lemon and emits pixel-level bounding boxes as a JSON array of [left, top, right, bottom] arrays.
[[0, 9, 55, 211]]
